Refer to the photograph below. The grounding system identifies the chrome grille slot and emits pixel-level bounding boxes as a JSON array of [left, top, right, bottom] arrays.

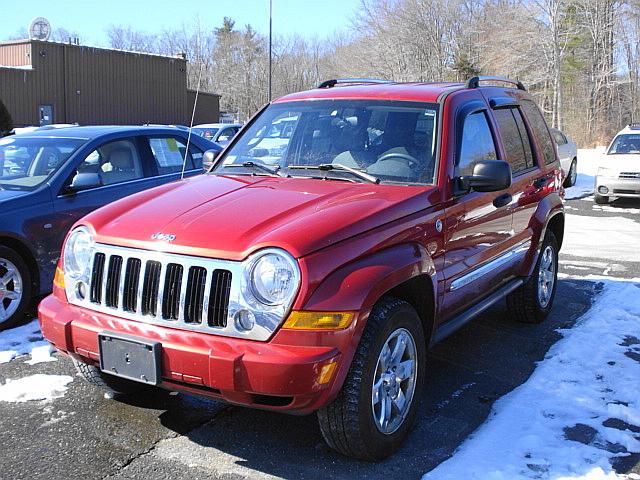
[[619, 172, 640, 179], [123, 258, 141, 312], [105, 255, 123, 308], [184, 266, 207, 324], [90, 253, 106, 303], [209, 269, 232, 327], [161, 263, 183, 320], [141, 260, 161, 317]]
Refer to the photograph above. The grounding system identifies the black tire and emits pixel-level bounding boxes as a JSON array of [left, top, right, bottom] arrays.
[[594, 194, 609, 204], [563, 159, 577, 187], [72, 358, 148, 395], [317, 297, 426, 461], [0, 246, 33, 331], [507, 231, 559, 324]]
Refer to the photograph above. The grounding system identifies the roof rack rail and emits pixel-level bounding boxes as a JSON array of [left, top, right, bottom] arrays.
[[466, 76, 526, 91], [628, 122, 640, 129], [317, 78, 393, 89]]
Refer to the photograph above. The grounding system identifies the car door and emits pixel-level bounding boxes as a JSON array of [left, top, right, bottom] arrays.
[[141, 135, 204, 186], [52, 136, 160, 249], [440, 96, 515, 319]]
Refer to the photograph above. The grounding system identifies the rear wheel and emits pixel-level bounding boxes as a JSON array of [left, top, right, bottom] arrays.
[[563, 159, 577, 187], [0, 246, 32, 331], [507, 231, 559, 324], [594, 193, 609, 204], [317, 297, 426, 461], [73, 358, 148, 395]]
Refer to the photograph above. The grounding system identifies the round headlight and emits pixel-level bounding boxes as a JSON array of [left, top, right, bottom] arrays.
[[249, 251, 299, 306], [63, 227, 94, 279]]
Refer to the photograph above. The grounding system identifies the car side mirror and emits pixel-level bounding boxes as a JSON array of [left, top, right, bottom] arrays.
[[203, 149, 220, 171], [458, 160, 512, 193], [67, 172, 103, 193]]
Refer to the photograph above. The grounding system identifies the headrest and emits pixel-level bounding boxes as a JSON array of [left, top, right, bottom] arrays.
[[109, 148, 133, 169]]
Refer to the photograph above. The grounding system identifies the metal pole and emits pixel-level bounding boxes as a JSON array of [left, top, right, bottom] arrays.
[[269, 0, 272, 101]]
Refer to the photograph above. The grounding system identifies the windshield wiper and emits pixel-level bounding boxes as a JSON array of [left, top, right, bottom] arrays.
[[288, 163, 380, 184], [223, 161, 283, 177]]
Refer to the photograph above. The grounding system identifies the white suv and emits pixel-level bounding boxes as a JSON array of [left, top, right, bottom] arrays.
[[595, 124, 640, 204]]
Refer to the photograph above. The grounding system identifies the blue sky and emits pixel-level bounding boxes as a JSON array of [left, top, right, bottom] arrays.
[[2, 0, 361, 45]]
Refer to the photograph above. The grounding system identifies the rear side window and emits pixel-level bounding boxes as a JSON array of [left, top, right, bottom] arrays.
[[521, 100, 557, 165], [493, 108, 534, 174], [148, 137, 196, 174], [457, 112, 497, 176], [552, 129, 567, 145]]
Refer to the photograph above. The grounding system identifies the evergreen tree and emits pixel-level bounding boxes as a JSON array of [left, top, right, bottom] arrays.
[[0, 99, 13, 134]]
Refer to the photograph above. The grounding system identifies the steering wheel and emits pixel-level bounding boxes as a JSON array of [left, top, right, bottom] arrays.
[[375, 152, 419, 169]]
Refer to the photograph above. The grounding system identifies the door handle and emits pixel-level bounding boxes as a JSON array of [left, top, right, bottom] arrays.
[[493, 192, 512, 208]]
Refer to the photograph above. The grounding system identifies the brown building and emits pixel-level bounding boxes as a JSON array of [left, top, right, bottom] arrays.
[[0, 39, 220, 127]]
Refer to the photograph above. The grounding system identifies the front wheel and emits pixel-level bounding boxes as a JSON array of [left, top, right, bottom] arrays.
[[507, 231, 559, 324], [563, 159, 577, 187], [0, 246, 32, 331], [73, 358, 148, 395], [317, 297, 426, 461]]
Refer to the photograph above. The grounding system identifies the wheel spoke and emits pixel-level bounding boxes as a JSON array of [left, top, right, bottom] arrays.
[[4, 291, 19, 300], [372, 378, 383, 406], [0, 271, 14, 287], [0, 303, 6, 321], [393, 389, 407, 414], [379, 394, 392, 429], [395, 359, 414, 381], [390, 334, 407, 365], [379, 343, 391, 371]]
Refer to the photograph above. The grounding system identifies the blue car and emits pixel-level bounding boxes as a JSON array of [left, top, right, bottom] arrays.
[[0, 126, 221, 329]]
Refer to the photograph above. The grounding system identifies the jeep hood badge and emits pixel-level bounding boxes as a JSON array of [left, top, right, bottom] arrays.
[[151, 232, 176, 242]]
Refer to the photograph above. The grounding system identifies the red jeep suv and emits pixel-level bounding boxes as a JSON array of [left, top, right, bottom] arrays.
[[39, 76, 564, 460]]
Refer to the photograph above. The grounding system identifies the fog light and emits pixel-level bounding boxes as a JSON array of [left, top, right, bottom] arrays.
[[234, 309, 255, 331], [598, 186, 609, 194], [76, 282, 86, 300]]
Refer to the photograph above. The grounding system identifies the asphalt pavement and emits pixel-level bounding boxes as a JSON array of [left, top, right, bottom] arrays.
[[0, 194, 638, 479]]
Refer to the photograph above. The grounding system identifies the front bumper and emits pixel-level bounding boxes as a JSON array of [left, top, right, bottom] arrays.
[[38, 295, 361, 414], [596, 175, 640, 198]]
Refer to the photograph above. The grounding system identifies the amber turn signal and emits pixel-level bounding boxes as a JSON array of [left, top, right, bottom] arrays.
[[318, 361, 338, 385], [283, 311, 354, 330], [53, 266, 65, 289]]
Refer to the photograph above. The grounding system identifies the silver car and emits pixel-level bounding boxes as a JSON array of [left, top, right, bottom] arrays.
[[550, 128, 578, 187], [595, 124, 640, 204]]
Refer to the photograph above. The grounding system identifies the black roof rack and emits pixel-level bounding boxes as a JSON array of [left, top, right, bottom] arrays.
[[317, 78, 393, 89], [628, 123, 640, 130], [466, 76, 526, 91]]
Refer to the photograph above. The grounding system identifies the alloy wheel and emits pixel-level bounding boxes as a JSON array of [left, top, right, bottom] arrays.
[[0, 258, 23, 324], [371, 328, 418, 435], [537, 245, 556, 308]]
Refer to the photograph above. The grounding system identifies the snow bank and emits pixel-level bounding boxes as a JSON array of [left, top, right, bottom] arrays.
[[0, 374, 73, 403], [0, 319, 56, 364], [424, 278, 640, 479], [565, 148, 606, 200]]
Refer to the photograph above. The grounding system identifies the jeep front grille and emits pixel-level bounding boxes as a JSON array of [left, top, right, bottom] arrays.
[[86, 245, 232, 330]]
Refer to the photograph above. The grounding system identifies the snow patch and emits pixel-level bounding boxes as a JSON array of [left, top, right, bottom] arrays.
[[564, 215, 640, 263], [424, 278, 640, 479], [0, 319, 56, 364], [0, 374, 73, 403], [565, 148, 605, 200]]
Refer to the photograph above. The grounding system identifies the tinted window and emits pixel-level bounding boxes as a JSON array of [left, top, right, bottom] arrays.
[[494, 108, 534, 174], [72, 139, 144, 187], [521, 100, 556, 165], [552, 129, 567, 145], [148, 137, 196, 174], [457, 112, 497, 176]]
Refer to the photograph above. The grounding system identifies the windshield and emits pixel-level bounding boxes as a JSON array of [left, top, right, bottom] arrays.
[[608, 134, 640, 155], [0, 136, 85, 190], [213, 100, 439, 185], [192, 127, 219, 140]]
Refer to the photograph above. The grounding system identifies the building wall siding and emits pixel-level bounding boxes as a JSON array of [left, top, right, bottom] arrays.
[[0, 40, 220, 127]]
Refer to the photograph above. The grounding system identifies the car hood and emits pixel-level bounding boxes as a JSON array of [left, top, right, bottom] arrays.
[[86, 174, 436, 260], [602, 154, 640, 172]]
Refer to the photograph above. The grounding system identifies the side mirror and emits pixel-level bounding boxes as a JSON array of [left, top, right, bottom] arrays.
[[458, 160, 512, 193], [67, 172, 103, 193], [203, 149, 220, 171]]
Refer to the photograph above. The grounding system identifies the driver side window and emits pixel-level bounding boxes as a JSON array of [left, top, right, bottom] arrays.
[[70, 139, 143, 188], [457, 112, 497, 176]]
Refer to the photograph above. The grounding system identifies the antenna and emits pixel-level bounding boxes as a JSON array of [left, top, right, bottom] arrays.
[[180, 59, 204, 180]]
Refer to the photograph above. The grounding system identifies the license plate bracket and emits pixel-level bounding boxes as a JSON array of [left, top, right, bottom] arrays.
[[98, 332, 161, 386]]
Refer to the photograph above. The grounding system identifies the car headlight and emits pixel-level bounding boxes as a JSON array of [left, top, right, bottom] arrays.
[[63, 226, 94, 279], [246, 250, 299, 306]]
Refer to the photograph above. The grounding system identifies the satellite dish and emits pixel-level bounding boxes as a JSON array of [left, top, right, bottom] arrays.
[[29, 17, 51, 41]]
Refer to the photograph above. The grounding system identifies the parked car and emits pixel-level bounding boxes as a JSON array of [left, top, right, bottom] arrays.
[[0, 125, 219, 330], [191, 123, 242, 147], [39, 77, 564, 460], [550, 127, 578, 187], [594, 124, 640, 204]]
